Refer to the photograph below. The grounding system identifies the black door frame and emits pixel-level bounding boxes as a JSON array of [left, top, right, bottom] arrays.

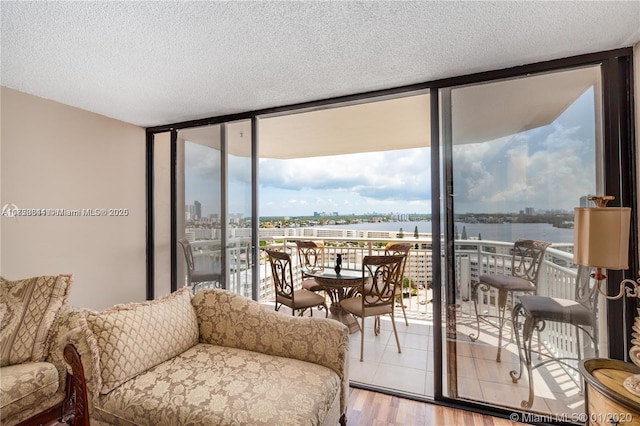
[[145, 47, 636, 420]]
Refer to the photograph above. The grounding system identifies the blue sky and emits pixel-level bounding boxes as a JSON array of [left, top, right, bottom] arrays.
[[185, 87, 596, 218]]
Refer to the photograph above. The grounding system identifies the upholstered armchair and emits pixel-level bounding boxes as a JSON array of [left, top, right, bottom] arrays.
[[0, 275, 75, 426]]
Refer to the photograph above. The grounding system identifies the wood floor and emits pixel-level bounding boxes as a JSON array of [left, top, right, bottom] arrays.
[[49, 387, 521, 426], [346, 388, 523, 426]]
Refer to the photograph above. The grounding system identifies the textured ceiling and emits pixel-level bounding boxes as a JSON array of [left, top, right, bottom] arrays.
[[1, 1, 639, 128], [175, 65, 597, 159]]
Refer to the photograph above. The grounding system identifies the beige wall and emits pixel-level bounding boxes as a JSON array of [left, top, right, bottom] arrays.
[[1, 87, 146, 310]]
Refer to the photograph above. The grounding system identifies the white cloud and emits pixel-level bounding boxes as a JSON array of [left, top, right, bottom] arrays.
[[452, 123, 595, 213], [260, 148, 430, 203]]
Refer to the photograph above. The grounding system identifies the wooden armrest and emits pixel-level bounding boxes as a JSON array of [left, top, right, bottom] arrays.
[[63, 344, 90, 426]]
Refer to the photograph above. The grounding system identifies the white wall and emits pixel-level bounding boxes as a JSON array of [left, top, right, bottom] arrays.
[[1, 87, 146, 310]]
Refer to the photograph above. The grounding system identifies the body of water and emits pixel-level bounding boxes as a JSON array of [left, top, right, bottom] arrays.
[[320, 220, 574, 244]]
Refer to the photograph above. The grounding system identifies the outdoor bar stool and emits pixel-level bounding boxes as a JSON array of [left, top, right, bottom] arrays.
[[469, 239, 551, 362], [509, 265, 598, 409], [178, 238, 222, 292]]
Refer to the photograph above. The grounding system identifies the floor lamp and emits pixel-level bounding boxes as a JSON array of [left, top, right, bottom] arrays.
[[573, 195, 640, 395]]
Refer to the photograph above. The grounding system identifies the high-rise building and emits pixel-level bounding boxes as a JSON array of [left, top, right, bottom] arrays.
[[194, 201, 202, 220]]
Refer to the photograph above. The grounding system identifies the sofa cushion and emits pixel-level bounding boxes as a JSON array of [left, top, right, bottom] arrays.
[[0, 275, 72, 366], [93, 343, 341, 426], [0, 362, 60, 420], [86, 287, 199, 394]]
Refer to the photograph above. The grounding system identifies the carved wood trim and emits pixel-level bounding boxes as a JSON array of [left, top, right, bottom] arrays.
[[63, 344, 90, 426]]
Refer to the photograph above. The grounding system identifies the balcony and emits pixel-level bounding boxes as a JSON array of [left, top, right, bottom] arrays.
[[189, 230, 591, 416]]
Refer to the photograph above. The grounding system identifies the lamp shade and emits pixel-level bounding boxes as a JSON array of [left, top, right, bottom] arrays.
[[574, 207, 631, 269]]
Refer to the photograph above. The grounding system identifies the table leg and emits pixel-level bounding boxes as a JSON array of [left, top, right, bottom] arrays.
[[329, 303, 360, 334], [324, 287, 360, 334]]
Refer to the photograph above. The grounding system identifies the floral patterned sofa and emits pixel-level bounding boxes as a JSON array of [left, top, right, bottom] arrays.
[[62, 287, 350, 426]]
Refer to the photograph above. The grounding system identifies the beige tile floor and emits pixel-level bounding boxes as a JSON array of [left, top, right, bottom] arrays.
[[346, 311, 586, 416], [264, 301, 586, 416]]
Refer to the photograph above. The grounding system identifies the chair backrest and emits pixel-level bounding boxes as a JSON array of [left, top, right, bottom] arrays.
[[385, 242, 412, 284], [511, 239, 551, 284], [178, 239, 194, 272], [295, 241, 324, 276], [575, 265, 598, 311], [264, 249, 295, 302], [360, 255, 405, 307]]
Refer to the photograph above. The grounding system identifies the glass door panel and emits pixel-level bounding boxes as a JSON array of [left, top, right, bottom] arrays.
[[225, 120, 253, 298], [178, 121, 255, 297], [258, 93, 433, 396], [179, 125, 223, 292], [441, 65, 603, 415]]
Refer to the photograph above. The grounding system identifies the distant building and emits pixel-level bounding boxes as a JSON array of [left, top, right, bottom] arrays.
[[194, 201, 202, 220], [185, 204, 194, 221]]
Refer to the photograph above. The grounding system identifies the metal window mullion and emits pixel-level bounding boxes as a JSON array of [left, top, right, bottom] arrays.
[[221, 124, 228, 291]]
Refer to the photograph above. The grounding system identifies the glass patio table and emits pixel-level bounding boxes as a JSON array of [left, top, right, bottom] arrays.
[[303, 268, 367, 334]]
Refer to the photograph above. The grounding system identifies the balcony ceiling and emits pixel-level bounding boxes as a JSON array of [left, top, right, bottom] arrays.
[[2, 2, 638, 154], [182, 66, 599, 158]]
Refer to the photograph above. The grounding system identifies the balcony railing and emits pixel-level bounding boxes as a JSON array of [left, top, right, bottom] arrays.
[[187, 230, 590, 382]]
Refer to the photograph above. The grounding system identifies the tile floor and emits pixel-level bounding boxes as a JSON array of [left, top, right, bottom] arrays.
[[264, 302, 586, 417], [348, 312, 586, 416]]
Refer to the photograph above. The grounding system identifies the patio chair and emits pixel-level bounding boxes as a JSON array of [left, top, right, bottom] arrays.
[[340, 255, 405, 361], [178, 239, 222, 292], [295, 240, 325, 292], [510, 265, 598, 409], [385, 242, 412, 326], [469, 239, 551, 362], [264, 249, 328, 317]]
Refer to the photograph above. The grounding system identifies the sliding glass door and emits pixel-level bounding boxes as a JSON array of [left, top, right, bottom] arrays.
[[440, 65, 604, 415], [177, 120, 254, 297], [147, 48, 635, 421]]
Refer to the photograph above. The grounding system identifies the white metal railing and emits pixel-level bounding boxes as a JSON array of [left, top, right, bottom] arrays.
[[188, 231, 590, 366], [188, 237, 253, 298], [260, 236, 434, 315]]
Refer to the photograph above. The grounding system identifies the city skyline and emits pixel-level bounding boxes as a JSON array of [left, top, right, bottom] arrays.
[[183, 204, 574, 222]]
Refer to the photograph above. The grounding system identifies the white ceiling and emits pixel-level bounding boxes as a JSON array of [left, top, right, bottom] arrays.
[[1, 1, 639, 129]]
